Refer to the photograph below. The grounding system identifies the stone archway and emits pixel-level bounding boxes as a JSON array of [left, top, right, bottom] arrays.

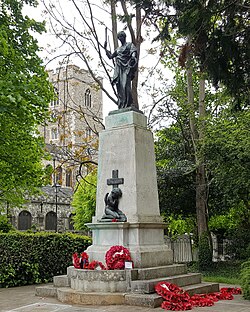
[[45, 211, 57, 231], [18, 210, 32, 230]]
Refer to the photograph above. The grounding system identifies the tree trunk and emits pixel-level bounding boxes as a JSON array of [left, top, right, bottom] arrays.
[[110, 0, 118, 49], [186, 40, 198, 155], [186, 42, 209, 238], [196, 74, 209, 236], [131, 6, 142, 110], [196, 163, 208, 236]]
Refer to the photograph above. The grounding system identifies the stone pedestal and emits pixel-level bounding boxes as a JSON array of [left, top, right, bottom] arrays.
[[86, 110, 173, 268]]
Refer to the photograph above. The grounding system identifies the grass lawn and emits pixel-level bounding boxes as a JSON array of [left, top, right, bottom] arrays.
[[188, 261, 242, 285]]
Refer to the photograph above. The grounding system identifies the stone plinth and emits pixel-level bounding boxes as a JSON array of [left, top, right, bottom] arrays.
[[93, 110, 162, 223], [86, 222, 173, 268], [86, 110, 173, 268]]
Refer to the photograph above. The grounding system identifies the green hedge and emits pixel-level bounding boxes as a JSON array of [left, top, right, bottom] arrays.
[[241, 259, 250, 300], [0, 232, 91, 287]]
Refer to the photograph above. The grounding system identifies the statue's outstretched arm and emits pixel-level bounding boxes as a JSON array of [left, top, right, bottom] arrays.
[[104, 41, 117, 59]]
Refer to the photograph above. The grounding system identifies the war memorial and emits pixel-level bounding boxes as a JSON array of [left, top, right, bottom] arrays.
[[36, 31, 218, 308]]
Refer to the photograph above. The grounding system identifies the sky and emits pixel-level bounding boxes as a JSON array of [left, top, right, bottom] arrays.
[[23, 0, 173, 123]]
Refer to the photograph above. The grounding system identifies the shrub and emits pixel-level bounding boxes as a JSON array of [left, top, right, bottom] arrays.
[[198, 233, 213, 270], [72, 169, 97, 230], [164, 214, 196, 238], [225, 228, 250, 260], [0, 215, 14, 233], [241, 259, 250, 300], [0, 232, 91, 287]]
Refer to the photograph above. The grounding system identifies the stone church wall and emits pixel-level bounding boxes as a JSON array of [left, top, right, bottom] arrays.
[[10, 65, 102, 232]]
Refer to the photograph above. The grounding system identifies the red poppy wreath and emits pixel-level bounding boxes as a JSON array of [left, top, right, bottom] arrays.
[[105, 245, 133, 270], [72, 245, 133, 270]]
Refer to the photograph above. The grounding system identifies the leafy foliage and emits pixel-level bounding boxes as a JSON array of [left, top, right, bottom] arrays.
[[0, 0, 54, 205], [0, 232, 91, 287], [225, 228, 250, 261], [155, 39, 250, 244], [165, 215, 196, 238], [0, 215, 14, 233], [136, 0, 250, 108], [205, 110, 250, 214], [198, 233, 213, 271], [205, 110, 250, 258], [209, 203, 250, 234], [72, 169, 97, 230], [155, 125, 196, 218], [241, 259, 250, 300]]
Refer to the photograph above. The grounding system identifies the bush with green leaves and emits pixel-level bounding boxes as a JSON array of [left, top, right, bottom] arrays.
[[241, 259, 250, 300], [164, 214, 196, 238], [198, 233, 213, 270], [0, 215, 14, 233], [208, 202, 250, 260], [0, 232, 91, 287], [72, 169, 97, 230], [224, 228, 250, 261]]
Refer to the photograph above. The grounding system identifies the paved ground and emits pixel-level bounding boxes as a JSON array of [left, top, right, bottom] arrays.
[[0, 284, 249, 312]]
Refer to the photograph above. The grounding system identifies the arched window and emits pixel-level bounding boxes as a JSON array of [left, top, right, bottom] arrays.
[[45, 211, 57, 231], [51, 127, 58, 140], [51, 87, 59, 107], [66, 169, 72, 187], [18, 210, 32, 230], [84, 89, 91, 107]]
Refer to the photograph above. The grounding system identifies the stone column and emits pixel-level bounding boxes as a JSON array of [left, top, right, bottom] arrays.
[[86, 109, 173, 268]]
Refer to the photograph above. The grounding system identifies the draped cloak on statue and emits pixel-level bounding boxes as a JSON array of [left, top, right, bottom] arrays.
[[111, 42, 138, 109]]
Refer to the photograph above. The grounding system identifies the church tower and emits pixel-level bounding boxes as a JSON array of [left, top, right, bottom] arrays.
[[11, 65, 103, 232]]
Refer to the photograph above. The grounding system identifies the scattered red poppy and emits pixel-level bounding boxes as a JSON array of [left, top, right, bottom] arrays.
[[155, 282, 242, 311], [87, 260, 106, 270]]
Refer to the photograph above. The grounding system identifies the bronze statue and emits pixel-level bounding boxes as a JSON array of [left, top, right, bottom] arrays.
[[104, 31, 138, 109], [100, 187, 127, 222]]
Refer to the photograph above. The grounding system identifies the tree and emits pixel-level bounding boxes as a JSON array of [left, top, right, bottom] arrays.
[[155, 40, 250, 262], [133, 0, 249, 246], [153, 40, 212, 240], [205, 109, 250, 216], [155, 125, 196, 218], [0, 0, 54, 206], [72, 169, 97, 230], [155, 124, 197, 236], [134, 0, 250, 108]]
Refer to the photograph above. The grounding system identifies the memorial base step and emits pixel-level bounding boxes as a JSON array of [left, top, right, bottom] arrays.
[[35, 263, 219, 308], [36, 282, 219, 308]]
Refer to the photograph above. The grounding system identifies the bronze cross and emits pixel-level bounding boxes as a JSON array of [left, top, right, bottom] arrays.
[[107, 170, 124, 189]]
